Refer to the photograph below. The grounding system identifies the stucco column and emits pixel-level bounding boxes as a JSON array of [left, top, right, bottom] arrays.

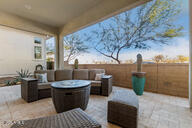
[[58, 35, 64, 69], [189, 0, 192, 109], [55, 35, 64, 69], [54, 36, 59, 69]]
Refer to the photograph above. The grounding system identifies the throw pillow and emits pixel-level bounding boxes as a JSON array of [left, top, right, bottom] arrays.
[[95, 73, 105, 81], [36, 73, 48, 83]]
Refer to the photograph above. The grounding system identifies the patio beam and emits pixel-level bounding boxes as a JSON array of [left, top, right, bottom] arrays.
[[59, 0, 151, 37], [0, 11, 58, 36], [189, 0, 192, 109]]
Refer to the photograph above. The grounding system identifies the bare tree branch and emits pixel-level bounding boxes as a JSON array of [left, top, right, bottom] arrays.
[[64, 34, 89, 62], [88, 0, 183, 64]]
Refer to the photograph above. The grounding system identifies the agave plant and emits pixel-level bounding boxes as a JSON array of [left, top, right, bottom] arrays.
[[4, 80, 12, 86], [4, 77, 21, 86], [16, 69, 31, 81]]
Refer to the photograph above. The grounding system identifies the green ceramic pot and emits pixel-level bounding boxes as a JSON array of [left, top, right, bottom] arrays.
[[132, 72, 146, 95]]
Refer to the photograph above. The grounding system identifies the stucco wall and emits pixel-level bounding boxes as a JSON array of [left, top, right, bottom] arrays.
[[74, 63, 188, 98], [0, 26, 46, 77]]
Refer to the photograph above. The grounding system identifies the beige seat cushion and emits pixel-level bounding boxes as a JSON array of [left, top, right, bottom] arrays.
[[73, 69, 89, 80], [34, 70, 55, 82], [90, 80, 102, 87], [89, 69, 105, 80], [55, 69, 73, 81], [38, 82, 53, 89]]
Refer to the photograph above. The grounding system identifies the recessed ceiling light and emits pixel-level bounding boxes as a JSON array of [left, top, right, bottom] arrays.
[[24, 4, 32, 10]]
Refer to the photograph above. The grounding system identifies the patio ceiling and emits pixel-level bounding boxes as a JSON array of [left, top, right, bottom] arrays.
[[0, 0, 150, 36], [0, 0, 103, 27]]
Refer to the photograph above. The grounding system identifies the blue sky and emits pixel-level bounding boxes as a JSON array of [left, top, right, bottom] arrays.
[[47, 0, 189, 64]]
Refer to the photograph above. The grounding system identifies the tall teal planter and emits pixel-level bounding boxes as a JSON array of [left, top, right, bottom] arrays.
[[132, 72, 146, 95]]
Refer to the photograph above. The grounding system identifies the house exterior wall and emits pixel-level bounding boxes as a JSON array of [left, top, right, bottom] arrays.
[[0, 26, 46, 77], [65, 63, 189, 98]]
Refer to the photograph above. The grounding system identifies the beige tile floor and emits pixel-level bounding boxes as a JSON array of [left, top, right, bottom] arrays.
[[0, 85, 192, 128]]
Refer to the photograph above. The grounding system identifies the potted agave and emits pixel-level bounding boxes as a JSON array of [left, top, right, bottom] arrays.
[[132, 54, 146, 95]]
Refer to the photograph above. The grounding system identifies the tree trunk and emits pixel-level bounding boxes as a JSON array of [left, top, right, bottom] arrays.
[[115, 59, 121, 64]]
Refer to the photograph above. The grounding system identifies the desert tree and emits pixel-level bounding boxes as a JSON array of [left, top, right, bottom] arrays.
[[176, 55, 189, 63], [87, 0, 183, 64], [64, 34, 88, 62], [152, 54, 165, 63]]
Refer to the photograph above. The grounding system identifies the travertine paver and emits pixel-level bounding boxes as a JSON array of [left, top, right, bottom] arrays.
[[0, 85, 191, 128]]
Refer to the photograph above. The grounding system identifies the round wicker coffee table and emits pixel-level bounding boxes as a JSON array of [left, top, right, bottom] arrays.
[[51, 80, 91, 113]]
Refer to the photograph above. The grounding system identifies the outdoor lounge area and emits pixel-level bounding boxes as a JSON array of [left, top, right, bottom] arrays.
[[0, 85, 192, 128], [0, 0, 192, 128]]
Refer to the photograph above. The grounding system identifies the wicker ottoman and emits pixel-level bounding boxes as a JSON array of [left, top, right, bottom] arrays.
[[11, 108, 101, 128], [107, 90, 139, 128]]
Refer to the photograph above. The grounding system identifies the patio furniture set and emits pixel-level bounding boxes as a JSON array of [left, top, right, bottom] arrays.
[[21, 69, 112, 103], [17, 69, 139, 128]]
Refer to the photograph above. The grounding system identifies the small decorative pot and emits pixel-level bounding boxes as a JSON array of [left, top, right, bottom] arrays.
[[132, 72, 146, 95], [47, 62, 54, 70]]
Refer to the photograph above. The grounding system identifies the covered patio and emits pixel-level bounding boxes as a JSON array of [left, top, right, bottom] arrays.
[[0, 0, 192, 128], [0, 0, 151, 69]]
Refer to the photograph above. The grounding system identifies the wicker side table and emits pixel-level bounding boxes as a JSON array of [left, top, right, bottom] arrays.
[[102, 75, 112, 96], [21, 78, 38, 102]]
